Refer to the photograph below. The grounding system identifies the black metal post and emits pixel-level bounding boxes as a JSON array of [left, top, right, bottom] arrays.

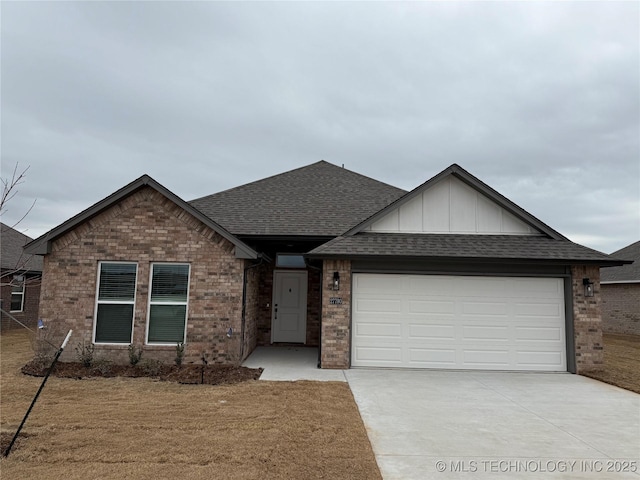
[[3, 330, 72, 458]]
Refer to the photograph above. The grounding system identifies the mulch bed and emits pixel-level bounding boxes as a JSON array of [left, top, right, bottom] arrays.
[[21, 360, 263, 385]]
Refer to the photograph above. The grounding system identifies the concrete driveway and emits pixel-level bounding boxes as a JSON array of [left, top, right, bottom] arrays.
[[345, 370, 640, 479]]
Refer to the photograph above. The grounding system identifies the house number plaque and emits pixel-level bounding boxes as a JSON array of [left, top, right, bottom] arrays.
[[329, 297, 343, 305]]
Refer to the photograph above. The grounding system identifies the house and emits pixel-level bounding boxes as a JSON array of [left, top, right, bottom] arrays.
[[1, 222, 43, 331], [600, 241, 639, 335], [24, 162, 629, 373]]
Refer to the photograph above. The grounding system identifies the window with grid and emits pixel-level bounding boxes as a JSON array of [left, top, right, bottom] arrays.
[[10, 276, 25, 312], [147, 263, 190, 344], [94, 262, 137, 343]]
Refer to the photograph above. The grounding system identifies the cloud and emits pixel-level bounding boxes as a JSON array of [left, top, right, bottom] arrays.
[[1, 1, 638, 252]]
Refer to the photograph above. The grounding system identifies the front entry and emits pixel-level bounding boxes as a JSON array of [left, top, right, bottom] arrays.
[[271, 270, 308, 343]]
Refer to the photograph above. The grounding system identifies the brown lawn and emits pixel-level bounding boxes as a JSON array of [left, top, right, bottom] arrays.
[[0, 330, 381, 480], [583, 333, 640, 394]]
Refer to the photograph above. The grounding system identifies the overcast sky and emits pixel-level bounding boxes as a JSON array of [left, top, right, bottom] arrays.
[[2, 1, 638, 254]]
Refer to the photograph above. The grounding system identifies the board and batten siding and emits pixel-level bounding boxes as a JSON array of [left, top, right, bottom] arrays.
[[365, 176, 540, 235]]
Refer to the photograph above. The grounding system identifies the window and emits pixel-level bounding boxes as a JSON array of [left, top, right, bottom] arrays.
[[147, 263, 190, 344], [275, 254, 306, 269], [94, 262, 137, 344], [10, 276, 25, 312]]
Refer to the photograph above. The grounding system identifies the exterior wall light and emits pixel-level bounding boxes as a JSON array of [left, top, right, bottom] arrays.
[[583, 278, 594, 297], [333, 271, 340, 291]]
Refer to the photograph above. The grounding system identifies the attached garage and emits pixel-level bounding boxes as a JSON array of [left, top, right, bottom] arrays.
[[352, 273, 567, 371]]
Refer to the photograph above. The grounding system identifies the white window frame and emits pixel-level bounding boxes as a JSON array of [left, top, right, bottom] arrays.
[[10, 276, 25, 312], [93, 261, 137, 345], [145, 263, 190, 345]]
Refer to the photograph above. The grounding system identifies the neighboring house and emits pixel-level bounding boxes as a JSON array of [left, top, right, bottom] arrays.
[[1, 222, 43, 331], [600, 241, 640, 336], [24, 162, 629, 373]]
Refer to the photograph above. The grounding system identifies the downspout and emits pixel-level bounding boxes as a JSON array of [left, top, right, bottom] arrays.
[[240, 258, 264, 362]]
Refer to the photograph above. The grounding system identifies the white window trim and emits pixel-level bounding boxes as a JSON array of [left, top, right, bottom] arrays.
[[145, 262, 190, 346], [10, 277, 25, 312], [92, 261, 138, 345]]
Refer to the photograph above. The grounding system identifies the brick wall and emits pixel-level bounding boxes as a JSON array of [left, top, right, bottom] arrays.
[[241, 261, 261, 360], [571, 265, 603, 373], [1, 273, 41, 331], [601, 283, 640, 335], [320, 259, 351, 368], [38, 187, 246, 365], [306, 267, 321, 346]]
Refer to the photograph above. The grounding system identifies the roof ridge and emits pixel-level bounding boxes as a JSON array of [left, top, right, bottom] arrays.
[[189, 160, 405, 203]]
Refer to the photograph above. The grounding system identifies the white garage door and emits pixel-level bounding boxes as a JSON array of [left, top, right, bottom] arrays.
[[352, 274, 566, 371]]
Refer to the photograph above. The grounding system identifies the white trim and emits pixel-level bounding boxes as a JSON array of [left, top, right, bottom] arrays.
[[601, 280, 640, 285], [9, 276, 25, 312], [145, 262, 191, 346], [92, 261, 138, 345]]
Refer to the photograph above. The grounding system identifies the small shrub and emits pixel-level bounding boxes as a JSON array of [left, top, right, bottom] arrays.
[[90, 359, 113, 376], [75, 341, 95, 368], [140, 358, 164, 377], [175, 342, 185, 367], [128, 344, 143, 366]]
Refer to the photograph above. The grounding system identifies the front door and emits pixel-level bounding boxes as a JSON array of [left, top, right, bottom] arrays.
[[271, 270, 308, 343]]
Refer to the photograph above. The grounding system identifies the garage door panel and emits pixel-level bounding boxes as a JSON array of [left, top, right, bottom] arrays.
[[515, 326, 563, 342], [462, 325, 509, 341], [462, 301, 508, 316], [511, 277, 563, 296], [463, 349, 511, 367], [409, 300, 455, 314], [408, 323, 456, 340], [355, 322, 402, 338], [407, 276, 456, 295], [354, 346, 402, 364], [409, 348, 457, 366], [515, 302, 563, 317], [355, 297, 402, 313], [516, 350, 564, 367], [352, 274, 566, 371]]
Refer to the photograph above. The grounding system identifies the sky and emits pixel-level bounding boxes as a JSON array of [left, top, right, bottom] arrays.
[[1, 1, 638, 254]]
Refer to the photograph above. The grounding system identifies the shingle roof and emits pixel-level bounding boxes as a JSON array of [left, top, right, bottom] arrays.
[[1, 222, 43, 272], [307, 233, 628, 266], [189, 161, 406, 237], [601, 240, 640, 282]]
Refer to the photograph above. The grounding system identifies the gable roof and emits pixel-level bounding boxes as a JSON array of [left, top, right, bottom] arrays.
[[307, 233, 627, 266], [344, 164, 567, 240], [189, 161, 406, 237], [1, 222, 43, 272], [23, 175, 259, 260], [601, 240, 640, 283]]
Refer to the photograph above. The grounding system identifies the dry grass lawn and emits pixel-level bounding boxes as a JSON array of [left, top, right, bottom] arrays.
[[583, 333, 640, 394], [0, 330, 381, 479]]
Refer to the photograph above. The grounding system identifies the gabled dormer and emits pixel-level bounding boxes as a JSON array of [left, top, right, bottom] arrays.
[[345, 164, 566, 239]]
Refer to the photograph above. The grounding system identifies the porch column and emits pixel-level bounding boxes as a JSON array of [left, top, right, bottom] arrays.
[[321, 259, 351, 368], [572, 265, 604, 373]]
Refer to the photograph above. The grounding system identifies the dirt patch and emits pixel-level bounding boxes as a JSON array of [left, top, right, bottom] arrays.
[[582, 333, 640, 394], [21, 359, 263, 385], [1, 330, 381, 479]]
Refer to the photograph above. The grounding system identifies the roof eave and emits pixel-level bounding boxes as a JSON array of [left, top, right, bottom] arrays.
[[305, 252, 627, 266]]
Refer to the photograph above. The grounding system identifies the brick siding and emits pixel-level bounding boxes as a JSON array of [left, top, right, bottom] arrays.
[[38, 187, 247, 365], [320, 259, 351, 368], [1, 273, 41, 331], [601, 283, 640, 335], [571, 265, 603, 373]]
